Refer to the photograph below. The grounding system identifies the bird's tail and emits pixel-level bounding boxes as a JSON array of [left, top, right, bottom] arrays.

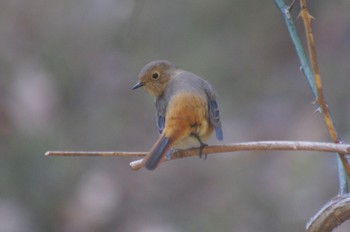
[[142, 134, 174, 170]]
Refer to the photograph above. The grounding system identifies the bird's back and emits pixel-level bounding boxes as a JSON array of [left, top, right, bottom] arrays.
[[156, 70, 220, 148]]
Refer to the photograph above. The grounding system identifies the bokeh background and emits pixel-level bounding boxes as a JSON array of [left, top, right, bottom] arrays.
[[1, 1, 350, 231]]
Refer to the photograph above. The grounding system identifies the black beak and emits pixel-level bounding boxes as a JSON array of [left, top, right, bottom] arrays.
[[132, 82, 144, 90]]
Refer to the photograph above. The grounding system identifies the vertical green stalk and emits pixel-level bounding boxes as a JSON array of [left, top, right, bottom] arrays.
[[274, 0, 348, 194]]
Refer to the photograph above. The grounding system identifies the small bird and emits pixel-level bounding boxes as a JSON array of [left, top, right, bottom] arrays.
[[132, 60, 223, 170]]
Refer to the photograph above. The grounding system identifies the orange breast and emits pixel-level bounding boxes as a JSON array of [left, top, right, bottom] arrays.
[[162, 92, 213, 149]]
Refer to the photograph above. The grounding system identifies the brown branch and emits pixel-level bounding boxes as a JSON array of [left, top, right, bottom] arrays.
[[45, 151, 146, 157], [306, 194, 350, 232], [45, 141, 350, 170], [299, 0, 350, 178]]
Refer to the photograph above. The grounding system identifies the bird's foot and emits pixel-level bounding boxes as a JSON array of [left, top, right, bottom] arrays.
[[198, 142, 208, 159], [190, 133, 208, 159]]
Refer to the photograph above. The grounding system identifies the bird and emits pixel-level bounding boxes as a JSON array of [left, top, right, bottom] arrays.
[[132, 60, 223, 170]]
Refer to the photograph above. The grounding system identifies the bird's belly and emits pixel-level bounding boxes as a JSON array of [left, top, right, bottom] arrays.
[[164, 91, 214, 149], [172, 126, 213, 149], [172, 136, 201, 149]]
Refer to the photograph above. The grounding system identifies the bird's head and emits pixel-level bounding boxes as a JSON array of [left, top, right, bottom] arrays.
[[132, 60, 177, 97]]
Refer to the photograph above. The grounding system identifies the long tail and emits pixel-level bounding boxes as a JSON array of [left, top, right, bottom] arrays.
[[142, 135, 174, 170]]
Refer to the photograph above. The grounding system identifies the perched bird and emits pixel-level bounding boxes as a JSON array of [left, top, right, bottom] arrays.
[[132, 60, 223, 170]]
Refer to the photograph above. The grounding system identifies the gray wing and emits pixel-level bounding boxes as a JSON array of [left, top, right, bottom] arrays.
[[203, 82, 223, 141], [155, 97, 167, 134]]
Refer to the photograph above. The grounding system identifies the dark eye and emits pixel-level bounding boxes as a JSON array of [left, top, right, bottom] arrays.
[[152, 72, 159, 79]]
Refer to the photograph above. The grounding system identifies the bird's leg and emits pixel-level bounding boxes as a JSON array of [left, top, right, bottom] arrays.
[[190, 133, 208, 159]]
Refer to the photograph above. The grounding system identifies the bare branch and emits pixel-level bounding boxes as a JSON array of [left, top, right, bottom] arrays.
[[45, 140, 350, 170], [131, 141, 350, 170], [45, 151, 146, 157]]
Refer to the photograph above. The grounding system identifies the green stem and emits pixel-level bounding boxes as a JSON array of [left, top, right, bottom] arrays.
[[274, 0, 348, 194]]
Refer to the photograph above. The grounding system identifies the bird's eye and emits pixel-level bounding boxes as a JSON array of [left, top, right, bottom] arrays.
[[152, 72, 159, 80]]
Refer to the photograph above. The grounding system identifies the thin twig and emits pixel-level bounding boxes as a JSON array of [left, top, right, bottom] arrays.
[[45, 141, 350, 170], [288, 0, 297, 11], [45, 151, 146, 157], [298, 0, 350, 181]]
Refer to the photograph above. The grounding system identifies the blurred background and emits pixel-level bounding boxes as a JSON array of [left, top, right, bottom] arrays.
[[1, 0, 350, 231]]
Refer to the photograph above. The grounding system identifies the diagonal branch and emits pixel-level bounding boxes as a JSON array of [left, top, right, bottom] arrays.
[[298, 0, 350, 181], [274, 0, 349, 194]]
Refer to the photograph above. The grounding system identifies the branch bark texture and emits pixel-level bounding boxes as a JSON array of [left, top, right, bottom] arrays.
[[306, 194, 350, 232]]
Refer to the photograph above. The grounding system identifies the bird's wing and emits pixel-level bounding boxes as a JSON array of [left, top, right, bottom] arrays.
[[155, 98, 167, 134], [204, 83, 223, 141]]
